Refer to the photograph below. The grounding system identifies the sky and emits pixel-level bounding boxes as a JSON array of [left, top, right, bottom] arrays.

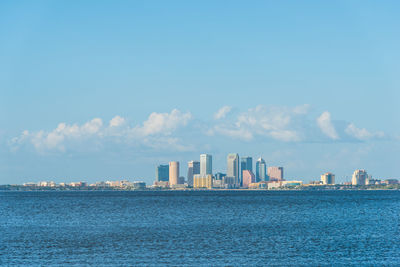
[[1, 1, 399, 184]]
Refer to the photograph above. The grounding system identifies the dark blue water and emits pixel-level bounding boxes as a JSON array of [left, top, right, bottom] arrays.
[[1, 191, 399, 266]]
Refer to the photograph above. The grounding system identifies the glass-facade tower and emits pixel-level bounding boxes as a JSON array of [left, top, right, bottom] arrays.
[[187, 161, 200, 186], [256, 158, 267, 182], [156, 165, 169, 182], [200, 154, 212, 177], [241, 157, 252, 185]]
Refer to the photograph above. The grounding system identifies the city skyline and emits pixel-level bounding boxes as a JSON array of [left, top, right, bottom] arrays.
[[1, 1, 399, 185], [2, 2, 400, 266]]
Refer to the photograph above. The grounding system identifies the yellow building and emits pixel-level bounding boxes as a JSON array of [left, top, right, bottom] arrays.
[[193, 174, 213, 189]]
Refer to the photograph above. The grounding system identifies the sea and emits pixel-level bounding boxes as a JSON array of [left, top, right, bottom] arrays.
[[1, 190, 399, 266]]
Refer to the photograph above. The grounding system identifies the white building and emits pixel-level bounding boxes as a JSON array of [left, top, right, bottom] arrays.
[[227, 153, 240, 187], [352, 169, 368, 185], [200, 154, 212, 177]]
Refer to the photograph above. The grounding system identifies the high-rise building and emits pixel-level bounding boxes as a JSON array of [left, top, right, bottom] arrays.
[[256, 158, 267, 182], [242, 170, 255, 188], [156, 165, 169, 182], [227, 153, 240, 187], [268, 166, 283, 181], [321, 172, 335, 185], [241, 157, 252, 184], [352, 169, 368, 185], [187, 161, 200, 186], [200, 154, 212, 177], [169, 161, 179, 186]]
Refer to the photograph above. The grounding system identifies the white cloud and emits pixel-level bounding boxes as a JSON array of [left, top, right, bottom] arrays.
[[133, 109, 192, 136], [211, 105, 304, 142], [11, 118, 104, 152], [317, 111, 339, 140], [109, 116, 125, 127], [81, 118, 103, 134], [10, 110, 192, 153], [214, 106, 232, 120], [9, 106, 386, 154], [345, 123, 384, 140]]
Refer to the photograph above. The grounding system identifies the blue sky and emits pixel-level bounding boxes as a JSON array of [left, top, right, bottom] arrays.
[[1, 1, 399, 184]]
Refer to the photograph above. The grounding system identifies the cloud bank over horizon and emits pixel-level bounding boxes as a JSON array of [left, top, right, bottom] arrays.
[[9, 104, 387, 154]]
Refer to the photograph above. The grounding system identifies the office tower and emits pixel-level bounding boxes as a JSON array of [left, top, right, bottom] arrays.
[[242, 170, 255, 188], [321, 172, 335, 185], [156, 165, 169, 182], [200, 154, 212, 177], [187, 161, 200, 186], [241, 157, 252, 183], [256, 158, 267, 182], [227, 153, 240, 186], [268, 166, 284, 181], [352, 169, 368, 185], [169, 161, 179, 186]]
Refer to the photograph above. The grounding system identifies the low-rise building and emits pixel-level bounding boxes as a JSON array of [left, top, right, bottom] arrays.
[[133, 181, 146, 190], [366, 178, 381, 185], [242, 170, 255, 188], [383, 179, 399, 185], [248, 181, 268, 189], [212, 179, 224, 189], [281, 180, 303, 187], [193, 174, 213, 189], [268, 181, 282, 189], [222, 176, 236, 188], [268, 180, 303, 189], [153, 181, 169, 188]]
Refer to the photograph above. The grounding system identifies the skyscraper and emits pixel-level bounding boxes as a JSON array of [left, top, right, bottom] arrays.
[[352, 169, 368, 185], [227, 153, 240, 187], [241, 157, 252, 184], [268, 166, 283, 181], [156, 165, 169, 182], [187, 161, 200, 186], [256, 158, 267, 182], [200, 154, 212, 177], [321, 172, 335, 185], [169, 161, 179, 186]]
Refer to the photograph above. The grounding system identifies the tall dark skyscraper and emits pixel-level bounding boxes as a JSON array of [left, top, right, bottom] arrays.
[[156, 165, 169, 182], [187, 161, 200, 186], [241, 157, 252, 186], [256, 158, 267, 182]]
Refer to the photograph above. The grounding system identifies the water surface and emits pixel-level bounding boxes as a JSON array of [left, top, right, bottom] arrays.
[[1, 190, 399, 265]]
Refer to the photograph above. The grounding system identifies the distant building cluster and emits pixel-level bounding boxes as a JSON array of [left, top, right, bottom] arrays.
[[16, 156, 398, 191], [154, 153, 293, 189], [153, 153, 398, 190], [22, 179, 147, 190]]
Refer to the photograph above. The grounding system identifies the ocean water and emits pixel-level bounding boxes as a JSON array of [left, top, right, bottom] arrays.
[[1, 190, 399, 266]]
